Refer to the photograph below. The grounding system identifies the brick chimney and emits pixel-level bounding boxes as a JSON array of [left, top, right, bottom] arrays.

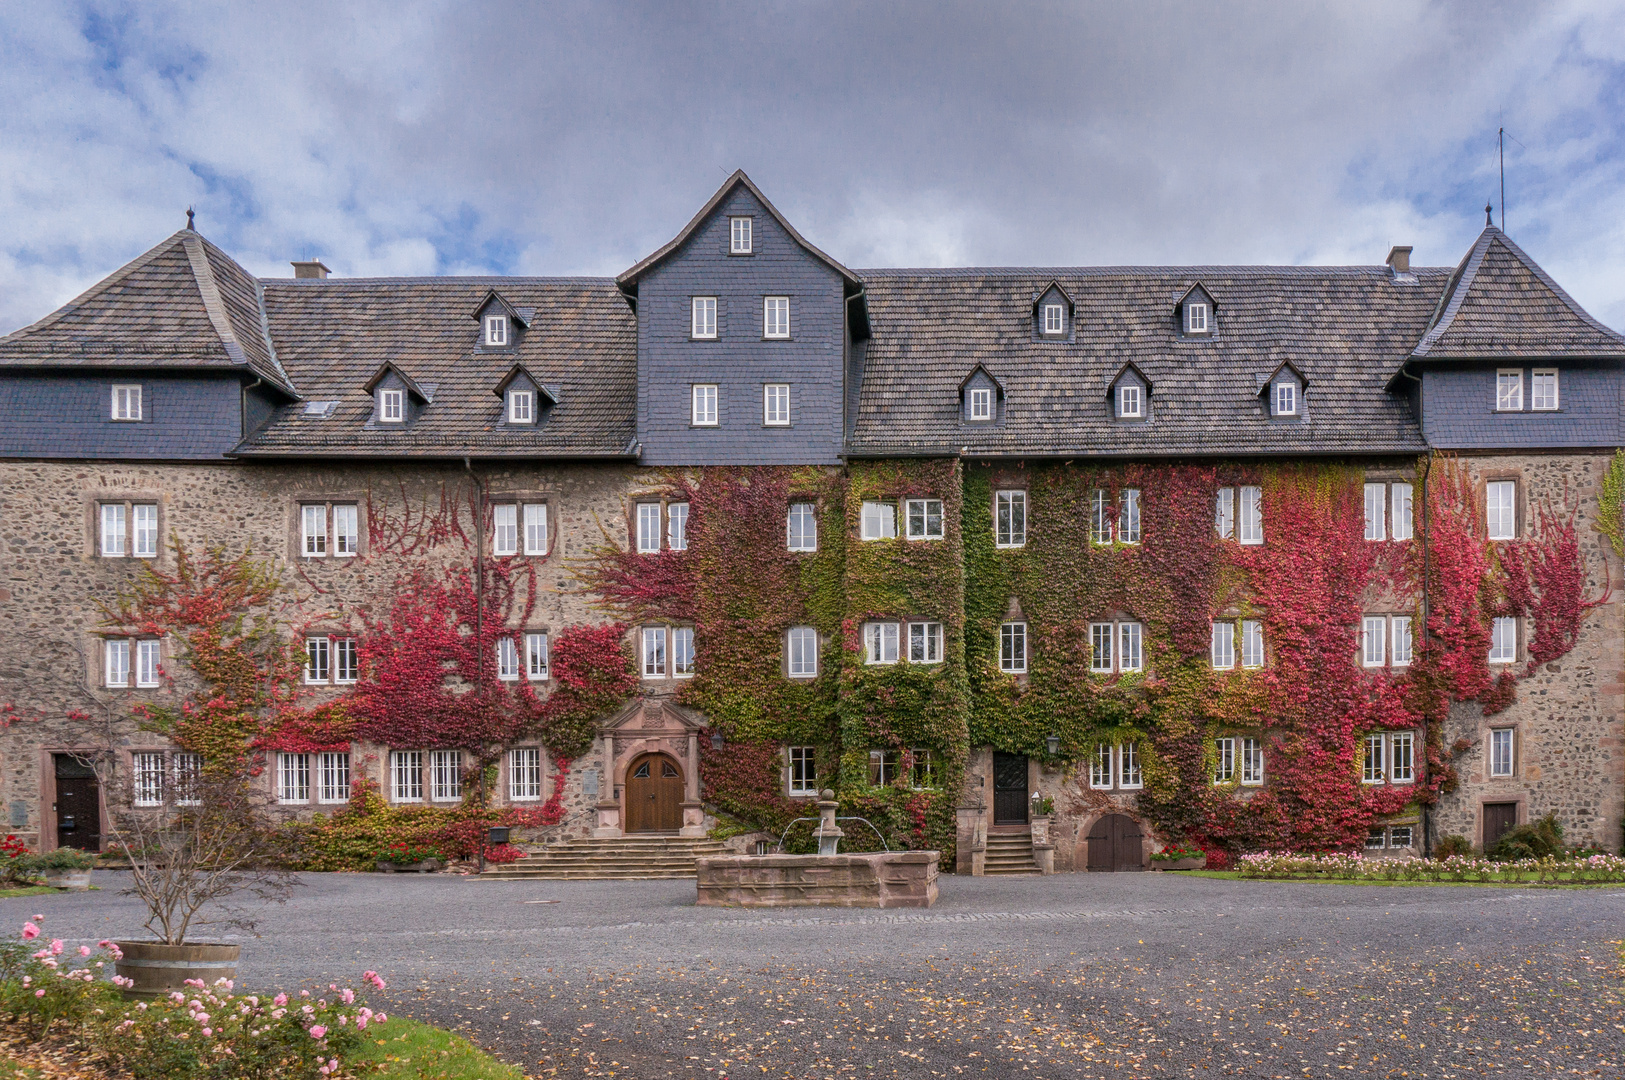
[[1385, 246, 1412, 275], [291, 260, 331, 279]]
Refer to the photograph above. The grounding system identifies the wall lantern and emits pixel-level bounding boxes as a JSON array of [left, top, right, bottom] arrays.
[[1045, 734, 1061, 757], [710, 731, 725, 751]]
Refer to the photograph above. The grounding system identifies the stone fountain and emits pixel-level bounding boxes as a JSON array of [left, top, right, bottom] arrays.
[[695, 790, 938, 908]]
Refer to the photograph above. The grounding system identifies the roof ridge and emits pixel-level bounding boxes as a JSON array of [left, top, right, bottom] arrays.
[[182, 233, 249, 366]]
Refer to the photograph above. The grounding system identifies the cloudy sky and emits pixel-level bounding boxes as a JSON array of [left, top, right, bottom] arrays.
[[3, 1, 1624, 333]]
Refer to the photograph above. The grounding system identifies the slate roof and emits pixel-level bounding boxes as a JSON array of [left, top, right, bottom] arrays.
[[845, 265, 1454, 458], [1412, 227, 1625, 360], [0, 230, 296, 395], [236, 277, 636, 458]]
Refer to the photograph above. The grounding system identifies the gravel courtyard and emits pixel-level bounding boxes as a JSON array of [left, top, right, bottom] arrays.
[[7, 872, 1624, 1079]]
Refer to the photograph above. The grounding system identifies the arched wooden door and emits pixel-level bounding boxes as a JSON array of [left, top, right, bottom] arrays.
[[625, 752, 684, 833], [1087, 814, 1145, 872]]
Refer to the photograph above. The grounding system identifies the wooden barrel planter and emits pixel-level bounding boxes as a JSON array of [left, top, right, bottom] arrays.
[[113, 941, 240, 997]]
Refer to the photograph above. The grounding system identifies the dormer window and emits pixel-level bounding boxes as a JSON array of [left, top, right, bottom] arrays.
[[379, 388, 404, 423], [1117, 384, 1143, 418], [1274, 382, 1297, 415], [1042, 303, 1064, 335], [969, 388, 992, 421], [1496, 369, 1522, 411], [484, 315, 509, 347], [508, 389, 534, 424], [1187, 303, 1208, 334], [730, 217, 752, 254], [111, 384, 142, 421], [1532, 368, 1558, 410]]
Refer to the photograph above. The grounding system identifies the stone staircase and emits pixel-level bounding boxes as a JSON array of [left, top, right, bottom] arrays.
[[983, 830, 1040, 875], [480, 835, 727, 880]]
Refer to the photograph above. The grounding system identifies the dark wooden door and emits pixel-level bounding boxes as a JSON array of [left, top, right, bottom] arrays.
[[1087, 814, 1145, 872], [625, 753, 683, 833], [993, 752, 1029, 825], [53, 754, 100, 852], [1484, 802, 1519, 848]]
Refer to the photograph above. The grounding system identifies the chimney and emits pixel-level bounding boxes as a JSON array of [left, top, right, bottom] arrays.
[[1385, 246, 1412, 275], [291, 260, 331, 280]]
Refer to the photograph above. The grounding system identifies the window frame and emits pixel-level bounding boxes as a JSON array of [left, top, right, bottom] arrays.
[[135, 638, 161, 688], [525, 631, 550, 681], [1240, 737, 1264, 786], [641, 626, 668, 679], [100, 502, 127, 558], [132, 751, 165, 807], [1090, 742, 1113, 789], [1210, 621, 1235, 670], [1120, 742, 1144, 789], [1485, 480, 1518, 540], [995, 490, 1026, 548], [904, 498, 944, 541], [1364, 482, 1386, 542], [378, 388, 405, 423], [391, 750, 424, 802], [1117, 383, 1143, 419], [729, 216, 752, 255], [1214, 487, 1234, 540], [1489, 616, 1517, 663], [1489, 727, 1515, 777], [111, 384, 143, 421], [1187, 302, 1208, 334], [1041, 303, 1065, 335], [507, 388, 534, 424], [522, 502, 549, 556], [429, 749, 463, 803], [860, 501, 897, 541], [333, 637, 358, 684], [1362, 732, 1386, 784], [1213, 737, 1235, 783], [671, 626, 695, 678], [509, 747, 544, 801], [999, 621, 1027, 674], [1391, 616, 1412, 668], [763, 383, 790, 427], [492, 503, 519, 557], [1118, 489, 1141, 544], [787, 626, 819, 678], [1238, 485, 1263, 545], [636, 502, 663, 554], [173, 752, 202, 807], [496, 636, 520, 682], [1391, 482, 1413, 541], [1274, 382, 1297, 416], [304, 636, 331, 684], [1361, 616, 1386, 668], [691, 384, 719, 426], [105, 638, 130, 688], [1240, 620, 1263, 669], [484, 315, 509, 347], [763, 296, 790, 339], [691, 296, 718, 339], [867, 749, 899, 787], [1495, 368, 1523, 412], [908, 748, 937, 790], [968, 387, 993, 421], [864, 621, 900, 665], [133, 503, 159, 559], [1118, 621, 1143, 672], [1530, 368, 1559, 411], [908, 621, 943, 665], [667, 502, 689, 551], [1090, 489, 1114, 545], [1089, 622, 1113, 673], [787, 746, 817, 796], [278, 752, 311, 804], [787, 502, 818, 552]]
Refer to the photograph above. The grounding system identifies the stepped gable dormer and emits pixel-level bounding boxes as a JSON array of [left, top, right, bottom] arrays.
[[361, 361, 431, 427], [1175, 282, 1217, 338], [1032, 281, 1074, 339], [1107, 361, 1152, 421], [959, 364, 1005, 424], [1258, 360, 1308, 419], [493, 363, 557, 427], [472, 290, 531, 351]]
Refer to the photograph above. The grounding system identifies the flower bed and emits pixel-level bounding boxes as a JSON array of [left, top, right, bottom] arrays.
[[1236, 851, 1625, 884]]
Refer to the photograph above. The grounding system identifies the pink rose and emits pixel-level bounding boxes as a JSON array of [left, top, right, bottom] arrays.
[[20, 923, 38, 941], [50, 940, 63, 955], [375, 1013, 387, 1023], [34, 990, 44, 998], [309, 1025, 327, 1039], [273, 993, 287, 1007], [79, 945, 91, 957], [32, 914, 43, 922]]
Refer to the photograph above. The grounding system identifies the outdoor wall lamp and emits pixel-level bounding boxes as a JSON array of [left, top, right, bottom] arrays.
[[1045, 734, 1061, 757]]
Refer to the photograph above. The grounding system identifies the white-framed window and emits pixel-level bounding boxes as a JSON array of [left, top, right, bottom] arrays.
[[636, 502, 662, 553], [317, 752, 350, 804], [1489, 728, 1515, 777], [691, 384, 719, 426], [105, 639, 130, 687], [1214, 487, 1234, 540], [868, 749, 898, 786], [787, 502, 817, 552], [1392, 482, 1413, 541], [1118, 489, 1141, 544], [173, 752, 202, 806], [493, 503, 518, 556], [1362, 733, 1386, 784], [865, 621, 900, 665], [278, 752, 311, 803], [1120, 742, 1143, 789], [391, 750, 424, 802], [1239, 485, 1263, 544], [1531, 368, 1558, 410], [133, 751, 165, 807], [1489, 616, 1517, 663], [525, 632, 549, 681], [1240, 737, 1264, 785], [302, 504, 328, 557], [1241, 620, 1263, 669], [333, 637, 358, 683], [764, 384, 790, 426], [379, 388, 405, 423], [1364, 483, 1386, 541], [860, 501, 897, 540], [304, 637, 330, 684], [995, 490, 1026, 548], [642, 626, 667, 678], [908, 621, 943, 664], [1042, 303, 1064, 335], [668, 502, 689, 551], [1365, 828, 1387, 850], [691, 297, 717, 339], [905, 499, 944, 541], [1210, 621, 1235, 670], [1117, 383, 1142, 418], [101, 503, 127, 557], [112, 384, 143, 421], [672, 626, 695, 677], [787, 626, 818, 677], [1213, 737, 1235, 782], [1090, 622, 1113, 673], [1495, 369, 1523, 411], [788, 746, 817, 795], [1119, 621, 1143, 672], [485, 315, 509, 347], [509, 748, 543, 801], [1274, 382, 1297, 416], [1390, 732, 1414, 784], [764, 296, 790, 339], [1391, 616, 1412, 668], [523, 503, 548, 555], [1000, 621, 1027, 673], [430, 749, 462, 802], [1090, 743, 1113, 789], [1362, 616, 1386, 667], [133, 504, 158, 558], [1090, 489, 1113, 544], [135, 639, 161, 688], [334, 504, 359, 556], [303, 504, 357, 557], [730, 216, 752, 254], [1486, 480, 1517, 540], [496, 636, 519, 681], [507, 389, 534, 424], [1389, 825, 1415, 848], [909, 749, 937, 790], [1187, 302, 1208, 334], [969, 387, 993, 421]]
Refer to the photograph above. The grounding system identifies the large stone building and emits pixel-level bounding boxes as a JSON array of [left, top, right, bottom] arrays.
[[0, 174, 1619, 871]]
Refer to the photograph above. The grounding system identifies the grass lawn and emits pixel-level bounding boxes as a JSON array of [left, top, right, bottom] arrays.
[[1186, 869, 1625, 888], [0, 886, 59, 899], [353, 1017, 528, 1079]]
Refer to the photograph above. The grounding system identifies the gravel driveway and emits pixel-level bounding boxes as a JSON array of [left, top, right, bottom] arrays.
[[7, 871, 1624, 1078]]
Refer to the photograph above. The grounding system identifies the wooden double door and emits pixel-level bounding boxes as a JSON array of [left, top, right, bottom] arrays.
[[625, 752, 684, 833], [1087, 814, 1145, 872]]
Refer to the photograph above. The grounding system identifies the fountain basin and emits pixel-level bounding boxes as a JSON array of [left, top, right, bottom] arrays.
[[695, 851, 939, 908]]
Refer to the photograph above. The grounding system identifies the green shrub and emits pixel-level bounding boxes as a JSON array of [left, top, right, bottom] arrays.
[[1432, 834, 1474, 859], [1488, 813, 1564, 861], [17, 848, 97, 874]]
